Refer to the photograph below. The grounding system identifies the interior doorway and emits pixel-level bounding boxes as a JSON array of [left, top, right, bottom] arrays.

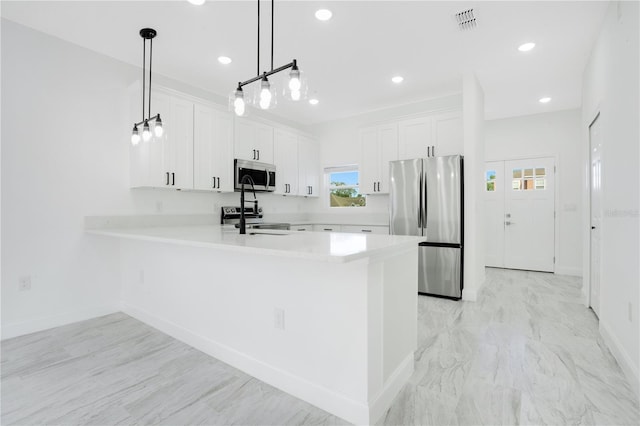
[[484, 157, 556, 272], [589, 113, 602, 317]]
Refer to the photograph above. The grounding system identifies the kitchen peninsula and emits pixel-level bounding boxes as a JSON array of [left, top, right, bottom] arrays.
[[88, 225, 421, 424]]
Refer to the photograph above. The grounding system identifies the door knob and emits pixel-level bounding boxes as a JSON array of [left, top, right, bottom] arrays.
[[591, 226, 596, 230], [505, 213, 511, 218], [505, 221, 515, 226]]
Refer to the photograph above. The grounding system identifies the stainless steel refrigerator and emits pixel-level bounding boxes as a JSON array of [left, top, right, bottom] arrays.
[[389, 156, 464, 299]]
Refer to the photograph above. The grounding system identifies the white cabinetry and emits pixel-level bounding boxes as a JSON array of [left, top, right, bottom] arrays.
[[129, 89, 193, 190], [313, 224, 342, 232], [398, 110, 463, 160], [398, 116, 432, 160], [193, 103, 234, 192], [432, 111, 463, 156], [273, 129, 299, 195], [341, 225, 389, 235], [360, 124, 398, 194], [298, 137, 320, 197], [234, 119, 274, 163]]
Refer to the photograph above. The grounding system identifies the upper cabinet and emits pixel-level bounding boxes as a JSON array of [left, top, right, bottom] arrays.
[[398, 110, 463, 159], [129, 85, 235, 192], [193, 102, 234, 192], [431, 111, 463, 157], [298, 136, 320, 197], [130, 89, 193, 190], [234, 119, 274, 164], [360, 124, 398, 195], [398, 116, 432, 160], [273, 129, 299, 195]]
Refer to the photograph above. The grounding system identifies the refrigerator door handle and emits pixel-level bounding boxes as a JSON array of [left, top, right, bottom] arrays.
[[418, 172, 423, 229], [423, 170, 428, 230]]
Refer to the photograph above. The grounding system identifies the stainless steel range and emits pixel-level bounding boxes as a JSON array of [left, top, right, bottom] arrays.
[[220, 206, 291, 231]]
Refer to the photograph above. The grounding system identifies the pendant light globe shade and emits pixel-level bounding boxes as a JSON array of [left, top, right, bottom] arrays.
[[229, 86, 248, 117], [142, 120, 152, 141], [256, 75, 277, 110], [131, 124, 141, 145], [154, 115, 164, 137]]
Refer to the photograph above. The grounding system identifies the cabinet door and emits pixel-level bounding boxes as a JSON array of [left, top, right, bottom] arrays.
[[194, 103, 234, 192], [255, 123, 274, 163], [273, 129, 299, 195], [399, 117, 432, 160], [298, 137, 320, 197], [432, 111, 463, 156], [166, 96, 194, 190], [377, 124, 398, 193], [360, 127, 378, 195], [130, 90, 170, 188], [234, 119, 274, 163]]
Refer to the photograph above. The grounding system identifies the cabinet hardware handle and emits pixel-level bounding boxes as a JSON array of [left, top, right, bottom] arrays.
[[309, 186, 313, 195], [362, 229, 372, 233], [217, 177, 220, 189], [257, 150, 260, 161], [166, 172, 170, 186], [252, 149, 256, 160], [591, 226, 596, 230], [427, 146, 430, 157], [324, 228, 332, 231], [172, 172, 175, 186], [212, 177, 216, 188], [432, 145, 435, 156]]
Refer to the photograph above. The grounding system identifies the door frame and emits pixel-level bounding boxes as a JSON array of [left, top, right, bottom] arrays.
[[484, 154, 559, 273], [584, 111, 602, 309]]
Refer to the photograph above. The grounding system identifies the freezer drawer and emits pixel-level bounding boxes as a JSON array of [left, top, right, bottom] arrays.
[[418, 245, 462, 299]]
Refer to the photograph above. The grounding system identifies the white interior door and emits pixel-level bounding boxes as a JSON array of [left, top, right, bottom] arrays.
[[503, 158, 555, 272], [589, 115, 602, 317], [484, 161, 505, 267]]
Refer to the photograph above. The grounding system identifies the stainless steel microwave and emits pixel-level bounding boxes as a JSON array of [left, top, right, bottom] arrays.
[[234, 159, 276, 192]]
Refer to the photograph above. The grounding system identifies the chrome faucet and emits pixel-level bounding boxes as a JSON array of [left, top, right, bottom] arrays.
[[239, 175, 258, 235]]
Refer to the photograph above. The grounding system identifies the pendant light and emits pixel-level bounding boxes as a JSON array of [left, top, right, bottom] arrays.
[[230, 0, 306, 116], [131, 28, 163, 145]]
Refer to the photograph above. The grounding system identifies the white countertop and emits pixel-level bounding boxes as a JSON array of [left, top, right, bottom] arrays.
[[87, 225, 422, 263]]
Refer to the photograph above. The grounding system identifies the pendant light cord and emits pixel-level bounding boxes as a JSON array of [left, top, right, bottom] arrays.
[[149, 37, 153, 120], [271, 0, 274, 71], [257, 0, 260, 76], [142, 36, 146, 121]]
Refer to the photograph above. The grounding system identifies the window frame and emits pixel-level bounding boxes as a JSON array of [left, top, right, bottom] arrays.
[[324, 165, 367, 209]]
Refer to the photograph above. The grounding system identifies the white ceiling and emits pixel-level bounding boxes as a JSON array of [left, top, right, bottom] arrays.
[[1, 1, 609, 125]]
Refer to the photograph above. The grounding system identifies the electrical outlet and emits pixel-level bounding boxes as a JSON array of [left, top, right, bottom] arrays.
[[629, 303, 633, 322], [274, 308, 285, 330], [18, 276, 31, 291]]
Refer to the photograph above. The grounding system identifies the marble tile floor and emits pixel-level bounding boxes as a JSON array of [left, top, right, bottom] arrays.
[[2, 268, 639, 425]]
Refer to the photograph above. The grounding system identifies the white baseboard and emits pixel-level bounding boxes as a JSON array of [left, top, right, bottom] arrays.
[[369, 354, 414, 423], [1, 304, 120, 340], [600, 321, 640, 401], [555, 266, 582, 276], [122, 302, 410, 425]]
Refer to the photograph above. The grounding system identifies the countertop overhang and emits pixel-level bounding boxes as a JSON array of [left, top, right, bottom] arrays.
[[87, 225, 422, 263]]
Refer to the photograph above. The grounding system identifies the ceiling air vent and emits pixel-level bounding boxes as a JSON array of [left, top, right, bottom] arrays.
[[455, 8, 476, 30]]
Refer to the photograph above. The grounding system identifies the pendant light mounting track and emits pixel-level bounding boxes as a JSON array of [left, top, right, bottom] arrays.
[[131, 27, 163, 145], [232, 0, 304, 116]]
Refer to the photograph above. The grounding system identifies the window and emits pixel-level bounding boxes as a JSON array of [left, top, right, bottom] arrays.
[[512, 167, 546, 190], [486, 170, 496, 191], [326, 167, 366, 207]]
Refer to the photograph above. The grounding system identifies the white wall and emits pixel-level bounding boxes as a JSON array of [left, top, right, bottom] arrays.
[[580, 1, 639, 397], [0, 20, 309, 338], [485, 109, 583, 276], [309, 93, 462, 223], [461, 73, 485, 301]]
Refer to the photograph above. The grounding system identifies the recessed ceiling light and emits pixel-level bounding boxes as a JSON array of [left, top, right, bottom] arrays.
[[218, 56, 232, 65], [539, 97, 551, 103], [315, 9, 332, 21], [188, 0, 206, 5], [518, 42, 536, 52], [392, 76, 404, 84], [309, 98, 319, 105]]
